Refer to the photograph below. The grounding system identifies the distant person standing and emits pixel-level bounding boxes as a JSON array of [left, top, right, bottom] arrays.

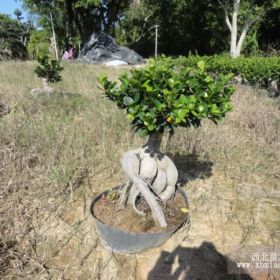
[[62, 48, 74, 60]]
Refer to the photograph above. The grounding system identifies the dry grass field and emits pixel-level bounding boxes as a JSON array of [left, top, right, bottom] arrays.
[[0, 61, 280, 279]]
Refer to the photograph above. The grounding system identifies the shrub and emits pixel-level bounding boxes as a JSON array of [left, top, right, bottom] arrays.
[[28, 30, 50, 60], [0, 13, 30, 60], [34, 55, 63, 83], [99, 57, 234, 137], [177, 55, 280, 87]]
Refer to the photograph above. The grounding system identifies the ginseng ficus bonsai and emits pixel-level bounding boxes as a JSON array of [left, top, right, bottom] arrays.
[[99, 57, 234, 228], [32, 55, 63, 95], [34, 55, 63, 84]]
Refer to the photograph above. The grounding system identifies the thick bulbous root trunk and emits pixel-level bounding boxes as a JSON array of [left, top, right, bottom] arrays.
[[31, 78, 54, 95], [118, 133, 178, 228]]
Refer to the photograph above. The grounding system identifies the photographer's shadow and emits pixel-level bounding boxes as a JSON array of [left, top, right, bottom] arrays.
[[148, 242, 253, 280]]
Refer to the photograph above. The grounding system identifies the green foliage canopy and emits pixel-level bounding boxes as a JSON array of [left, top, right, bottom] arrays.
[[28, 30, 51, 59], [177, 55, 280, 87], [34, 55, 63, 83], [99, 57, 234, 137], [20, 0, 280, 56], [116, 0, 231, 56], [116, 0, 280, 57], [22, 0, 130, 49], [0, 13, 31, 60]]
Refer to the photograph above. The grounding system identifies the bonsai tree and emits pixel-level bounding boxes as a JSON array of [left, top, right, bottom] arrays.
[[99, 57, 234, 228], [31, 55, 63, 94]]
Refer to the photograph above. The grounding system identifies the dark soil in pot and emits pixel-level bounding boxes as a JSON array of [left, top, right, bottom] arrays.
[[92, 190, 188, 233]]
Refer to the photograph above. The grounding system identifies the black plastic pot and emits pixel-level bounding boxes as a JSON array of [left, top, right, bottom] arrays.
[[90, 186, 189, 254]]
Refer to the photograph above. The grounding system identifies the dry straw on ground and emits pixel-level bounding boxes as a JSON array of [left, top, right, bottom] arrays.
[[0, 61, 279, 279]]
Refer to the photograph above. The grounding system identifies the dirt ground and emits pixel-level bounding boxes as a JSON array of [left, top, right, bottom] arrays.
[[1, 62, 279, 279], [24, 165, 280, 280]]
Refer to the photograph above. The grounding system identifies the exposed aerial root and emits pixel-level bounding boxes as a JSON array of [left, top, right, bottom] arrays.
[[31, 86, 54, 95], [131, 188, 145, 216], [117, 180, 131, 209], [30, 78, 54, 95], [119, 134, 178, 227]]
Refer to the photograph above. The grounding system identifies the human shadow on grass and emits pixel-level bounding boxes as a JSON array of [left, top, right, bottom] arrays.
[[148, 242, 253, 280], [167, 152, 214, 186]]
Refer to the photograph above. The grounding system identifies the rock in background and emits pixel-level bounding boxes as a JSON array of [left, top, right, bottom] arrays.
[[77, 32, 145, 65]]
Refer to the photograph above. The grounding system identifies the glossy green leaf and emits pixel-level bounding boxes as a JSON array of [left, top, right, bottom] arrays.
[[179, 94, 187, 104], [123, 96, 134, 106], [197, 60, 205, 71]]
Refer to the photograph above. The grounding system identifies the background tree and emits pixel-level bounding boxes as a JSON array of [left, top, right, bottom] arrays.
[[14, 8, 24, 23], [116, 0, 228, 57], [0, 13, 32, 60], [22, 0, 130, 52], [219, 0, 279, 57], [16, 0, 280, 57], [258, 6, 280, 55], [28, 29, 51, 59], [115, 1, 156, 56]]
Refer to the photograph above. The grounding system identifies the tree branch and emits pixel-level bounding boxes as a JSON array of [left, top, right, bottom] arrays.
[[131, 13, 153, 45], [234, 0, 240, 13], [218, 0, 232, 31], [225, 10, 232, 31], [236, 13, 255, 55]]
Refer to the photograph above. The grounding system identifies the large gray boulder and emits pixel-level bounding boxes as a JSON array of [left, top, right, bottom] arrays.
[[77, 32, 144, 65]]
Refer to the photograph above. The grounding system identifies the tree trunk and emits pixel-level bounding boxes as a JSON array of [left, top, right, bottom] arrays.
[[42, 78, 48, 88], [230, 0, 240, 58], [72, 8, 86, 44], [226, 0, 258, 58], [65, 0, 74, 49], [145, 132, 163, 153], [236, 25, 248, 57]]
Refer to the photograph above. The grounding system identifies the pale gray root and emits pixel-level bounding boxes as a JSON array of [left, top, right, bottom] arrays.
[[127, 150, 158, 215], [117, 149, 140, 209], [117, 180, 131, 209], [156, 155, 178, 202], [151, 168, 167, 195], [127, 182, 144, 215], [31, 86, 54, 95], [138, 154, 157, 183], [31, 79, 54, 95], [130, 187, 144, 215], [127, 183, 138, 204], [119, 133, 179, 227], [121, 150, 167, 227]]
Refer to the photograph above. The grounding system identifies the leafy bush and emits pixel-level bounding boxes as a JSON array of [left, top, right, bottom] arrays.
[[34, 55, 63, 83], [28, 30, 50, 59], [177, 55, 280, 87], [0, 13, 30, 60], [99, 57, 234, 136]]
